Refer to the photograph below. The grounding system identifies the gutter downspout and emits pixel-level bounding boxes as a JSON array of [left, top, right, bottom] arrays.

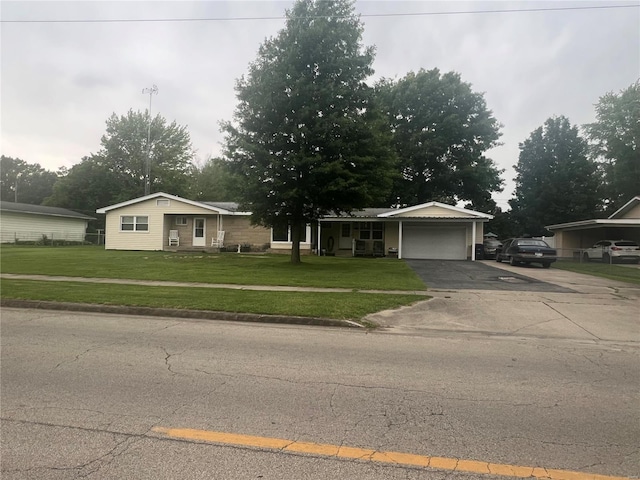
[[398, 220, 403, 259], [471, 221, 476, 261]]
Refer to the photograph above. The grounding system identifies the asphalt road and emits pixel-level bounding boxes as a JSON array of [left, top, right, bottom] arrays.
[[2, 308, 638, 479]]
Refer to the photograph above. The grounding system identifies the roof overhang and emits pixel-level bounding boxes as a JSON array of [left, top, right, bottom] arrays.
[[96, 192, 246, 215], [378, 201, 493, 219], [546, 219, 640, 231]]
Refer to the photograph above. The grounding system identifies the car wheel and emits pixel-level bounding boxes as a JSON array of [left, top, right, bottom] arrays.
[[583, 253, 589, 262], [542, 262, 551, 269], [603, 253, 611, 264], [509, 256, 518, 266]]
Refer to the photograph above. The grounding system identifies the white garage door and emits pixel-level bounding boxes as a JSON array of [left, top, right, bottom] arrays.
[[402, 225, 467, 260]]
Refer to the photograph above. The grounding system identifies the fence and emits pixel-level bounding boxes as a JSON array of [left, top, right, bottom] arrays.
[[554, 247, 639, 265], [0, 231, 104, 246]]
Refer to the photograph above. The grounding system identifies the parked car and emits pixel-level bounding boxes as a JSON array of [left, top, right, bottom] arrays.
[[496, 237, 557, 268], [582, 240, 640, 264], [482, 238, 503, 259]]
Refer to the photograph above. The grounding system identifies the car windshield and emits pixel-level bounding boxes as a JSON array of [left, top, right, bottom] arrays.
[[614, 241, 639, 247], [517, 239, 549, 247]]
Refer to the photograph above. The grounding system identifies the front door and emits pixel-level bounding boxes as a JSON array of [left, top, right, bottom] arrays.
[[339, 223, 352, 249], [193, 218, 205, 247]]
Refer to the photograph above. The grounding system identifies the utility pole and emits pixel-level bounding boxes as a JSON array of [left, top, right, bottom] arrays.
[[142, 85, 158, 196]]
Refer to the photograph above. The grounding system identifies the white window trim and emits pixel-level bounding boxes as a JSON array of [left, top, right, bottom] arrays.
[[175, 216, 187, 226], [120, 215, 149, 232]]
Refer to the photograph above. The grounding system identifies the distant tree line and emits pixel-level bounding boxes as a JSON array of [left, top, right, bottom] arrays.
[[1, 0, 637, 251]]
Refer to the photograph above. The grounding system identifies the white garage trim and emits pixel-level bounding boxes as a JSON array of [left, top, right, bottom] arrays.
[[402, 225, 467, 260]]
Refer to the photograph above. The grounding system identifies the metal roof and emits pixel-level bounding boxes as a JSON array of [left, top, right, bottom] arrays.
[[0, 201, 95, 220]]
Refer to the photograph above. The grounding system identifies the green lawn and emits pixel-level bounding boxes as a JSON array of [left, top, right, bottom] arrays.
[[0, 246, 427, 321], [0, 246, 425, 290], [554, 260, 640, 285], [0, 280, 424, 321]]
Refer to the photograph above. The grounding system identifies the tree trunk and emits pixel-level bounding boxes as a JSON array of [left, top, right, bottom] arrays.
[[290, 222, 302, 264]]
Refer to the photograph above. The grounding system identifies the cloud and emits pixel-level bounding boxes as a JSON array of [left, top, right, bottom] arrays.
[[1, 0, 638, 208]]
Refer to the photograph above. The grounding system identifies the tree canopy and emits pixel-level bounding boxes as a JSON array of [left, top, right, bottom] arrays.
[[0, 155, 58, 205], [223, 0, 396, 263], [377, 69, 503, 212], [584, 80, 640, 212], [44, 110, 196, 227], [99, 109, 195, 198], [509, 116, 601, 235]]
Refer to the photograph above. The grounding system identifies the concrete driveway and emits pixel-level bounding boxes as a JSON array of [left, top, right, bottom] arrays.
[[367, 260, 640, 343]]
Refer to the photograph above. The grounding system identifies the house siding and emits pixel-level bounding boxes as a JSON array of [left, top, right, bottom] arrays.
[[622, 203, 640, 218], [0, 211, 88, 243], [104, 198, 220, 251], [396, 206, 475, 218]]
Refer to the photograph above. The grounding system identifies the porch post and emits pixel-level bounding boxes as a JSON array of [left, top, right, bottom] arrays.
[[317, 221, 321, 256], [471, 221, 477, 261], [398, 220, 403, 259]]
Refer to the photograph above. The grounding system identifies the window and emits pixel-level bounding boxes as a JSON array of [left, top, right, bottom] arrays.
[[157, 199, 170, 206], [175, 216, 187, 226], [359, 222, 383, 240], [121, 215, 148, 232], [271, 224, 309, 243]]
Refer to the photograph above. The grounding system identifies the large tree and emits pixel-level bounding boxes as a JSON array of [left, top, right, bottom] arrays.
[[509, 116, 601, 236], [584, 81, 640, 212], [99, 109, 195, 197], [191, 157, 241, 202], [223, 0, 396, 264], [44, 156, 123, 226], [377, 69, 503, 211], [0, 156, 58, 205], [45, 110, 195, 217]]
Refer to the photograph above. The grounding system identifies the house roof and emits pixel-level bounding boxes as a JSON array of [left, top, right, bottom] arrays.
[[322, 202, 492, 221], [609, 195, 640, 219], [546, 196, 640, 231], [96, 192, 250, 215], [0, 201, 95, 220], [96, 193, 493, 221]]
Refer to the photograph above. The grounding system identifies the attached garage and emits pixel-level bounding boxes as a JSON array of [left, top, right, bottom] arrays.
[[402, 225, 467, 260], [320, 201, 493, 261]]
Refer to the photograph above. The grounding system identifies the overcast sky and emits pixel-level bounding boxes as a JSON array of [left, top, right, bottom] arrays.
[[1, 1, 639, 209]]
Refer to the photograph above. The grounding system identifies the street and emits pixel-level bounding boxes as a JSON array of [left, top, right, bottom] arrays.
[[1, 307, 638, 479]]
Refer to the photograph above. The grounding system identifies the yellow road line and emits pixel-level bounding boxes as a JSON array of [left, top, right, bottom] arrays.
[[151, 427, 630, 480]]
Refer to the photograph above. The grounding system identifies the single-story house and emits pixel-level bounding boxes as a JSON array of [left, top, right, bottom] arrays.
[[96, 192, 493, 260], [546, 195, 640, 258], [0, 201, 95, 243]]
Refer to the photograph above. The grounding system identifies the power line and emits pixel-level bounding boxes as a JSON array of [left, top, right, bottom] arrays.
[[2, 4, 638, 24]]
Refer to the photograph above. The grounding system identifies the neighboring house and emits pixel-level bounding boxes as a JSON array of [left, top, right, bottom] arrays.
[[546, 196, 640, 258], [0, 201, 95, 243], [96, 193, 492, 260]]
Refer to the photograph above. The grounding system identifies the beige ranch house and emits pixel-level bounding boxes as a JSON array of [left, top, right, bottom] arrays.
[[96, 192, 492, 260], [546, 195, 640, 258]]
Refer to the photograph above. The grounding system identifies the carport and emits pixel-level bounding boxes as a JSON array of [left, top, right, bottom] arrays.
[[546, 196, 640, 258]]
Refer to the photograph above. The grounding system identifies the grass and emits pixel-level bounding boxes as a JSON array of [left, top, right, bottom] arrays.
[[0, 280, 426, 320], [554, 260, 640, 285], [0, 246, 427, 320], [0, 246, 426, 290]]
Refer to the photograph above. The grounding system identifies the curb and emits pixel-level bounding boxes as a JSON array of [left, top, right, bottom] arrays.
[[0, 299, 368, 329]]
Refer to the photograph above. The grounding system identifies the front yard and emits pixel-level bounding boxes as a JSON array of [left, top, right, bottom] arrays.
[[0, 246, 427, 321], [554, 260, 640, 285]]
